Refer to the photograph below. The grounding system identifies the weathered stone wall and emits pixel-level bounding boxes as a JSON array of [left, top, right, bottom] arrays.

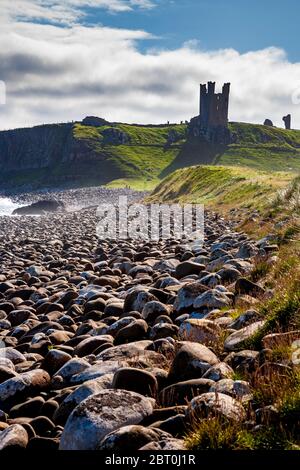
[[190, 81, 231, 145]]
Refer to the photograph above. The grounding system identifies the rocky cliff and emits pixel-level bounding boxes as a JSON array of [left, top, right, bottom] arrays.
[[0, 124, 73, 172], [0, 119, 300, 191], [0, 120, 186, 190]]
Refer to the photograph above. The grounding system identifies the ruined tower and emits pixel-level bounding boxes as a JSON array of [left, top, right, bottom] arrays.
[[189, 81, 231, 144], [199, 81, 230, 129], [283, 114, 291, 130]]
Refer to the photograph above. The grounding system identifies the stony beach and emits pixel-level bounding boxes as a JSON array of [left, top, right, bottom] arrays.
[[0, 187, 287, 451]]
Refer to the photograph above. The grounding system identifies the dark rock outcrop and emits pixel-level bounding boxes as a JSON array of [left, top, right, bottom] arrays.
[[82, 116, 109, 127], [282, 114, 291, 130], [102, 127, 131, 145], [13, 200, 65, 215]]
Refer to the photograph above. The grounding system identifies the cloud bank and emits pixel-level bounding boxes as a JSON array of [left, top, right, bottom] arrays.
[[0, 1, 300, 130], [1, 0, 157, 24]]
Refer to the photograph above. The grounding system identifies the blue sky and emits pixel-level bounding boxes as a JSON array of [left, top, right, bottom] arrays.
[[0, 0, 300, 129], [84, 0, 300, 61]]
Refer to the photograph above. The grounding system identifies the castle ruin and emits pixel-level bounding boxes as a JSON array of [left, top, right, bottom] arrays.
[[199, 82, 230, 129], [283, 114, 291, 130], [189, 81, 231, 144]]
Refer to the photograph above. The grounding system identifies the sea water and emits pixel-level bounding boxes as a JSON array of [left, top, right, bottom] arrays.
[[0, 197, 21, 216]]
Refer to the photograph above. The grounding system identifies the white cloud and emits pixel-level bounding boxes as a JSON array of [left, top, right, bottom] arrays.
[[0, 0, 157, 25], [0, 12, 300, 130]]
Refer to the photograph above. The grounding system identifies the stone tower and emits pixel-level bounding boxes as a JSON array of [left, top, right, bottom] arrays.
[[189, 81, 231, 144], [199, 81, 230, 128]]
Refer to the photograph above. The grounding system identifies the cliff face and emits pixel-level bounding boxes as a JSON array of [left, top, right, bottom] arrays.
[[0, 122, 123, 189], [0, 121, 187, 190], [0, 123, 74, 172]]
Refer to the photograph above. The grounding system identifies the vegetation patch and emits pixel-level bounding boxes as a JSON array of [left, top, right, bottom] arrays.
[[145, 165, 293, 211]]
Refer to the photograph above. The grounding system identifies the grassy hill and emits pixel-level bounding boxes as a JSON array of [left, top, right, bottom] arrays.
[[72, 122, 186, 190], [71, 121, 300, 189], [0, 120, 300, 190], [145, 165, 294, 212], [222, 122, 300, 171]]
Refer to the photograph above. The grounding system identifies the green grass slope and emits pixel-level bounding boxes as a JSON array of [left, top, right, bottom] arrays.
[[69, 122, 186, 189], [1, 120, 300, 190], [145, 165, 293, 211], [220, 122, 300, 172], [72, 121, 300, 189]]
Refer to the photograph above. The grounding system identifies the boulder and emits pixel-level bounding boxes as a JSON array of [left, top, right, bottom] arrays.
[[152, 259, 179, 273], [160, 378, 214, 406], [224, 321, 265, 351], [95, 340, 152, 362], [149, 322, 179, 341], [202, 362, 234, 381], [152, 413, 186, 437], [0, 369, 50, 410], [114, 319, 148, 345], [13, 200, 65, 216], [168, 342, 219, 382], [0, 366, 18, 383], [142, 301, 170, 323], [217, 266, 241, 283], [52, 358, 90, 385], [224, 350, 259, 373], [2, 348, 26, 365], [59, 389, 154, 450], [236, 242, 258, 260], [186, 392, 246, 422], [74, 336, 113, 357], [10, 396, 45, 418], [42, 349, 72, 375], [70, 361, 124, 385], [0, 424, 28, 450], [175, 261, 205, 279], [54, 374, 113, 424], [124, 289, 158, 313], [178, 319, 221, 344], [229, 310, 261, 330], [193, 289, 231, 310], [235, 278, 265, 297], [112, 368, 157, 397], [199, 273, 221, 288], [174, 282, 208, 312], [98, 425, 171, 451], [29, 416, 55, 437], [7, 309, 33, 326], [210, 379, 252, 402]]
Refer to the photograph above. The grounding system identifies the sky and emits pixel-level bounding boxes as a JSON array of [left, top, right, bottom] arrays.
[[0, 0, 300, 130]]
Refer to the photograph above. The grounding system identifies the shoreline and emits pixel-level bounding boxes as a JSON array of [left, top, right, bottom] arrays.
[[0, 186, 149, 216]]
